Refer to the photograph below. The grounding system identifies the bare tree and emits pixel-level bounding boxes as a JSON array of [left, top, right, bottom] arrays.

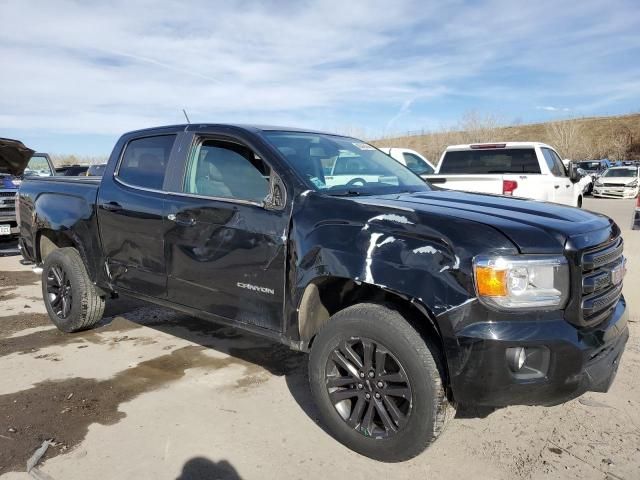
[[456, 111, 501, 143], [606, 126, 632, 161], [544, 120, 583, 159], [51, 154, 108, 167]]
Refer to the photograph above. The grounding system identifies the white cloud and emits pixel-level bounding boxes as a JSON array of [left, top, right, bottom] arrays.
[[0, 0, 639, 141], [536, 106, 571, 112]]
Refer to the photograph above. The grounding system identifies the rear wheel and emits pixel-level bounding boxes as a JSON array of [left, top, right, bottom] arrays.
[[42, 247, 105, 333], [308, 303, 453, 462]]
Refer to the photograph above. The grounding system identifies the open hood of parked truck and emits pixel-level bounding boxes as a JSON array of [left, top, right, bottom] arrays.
[[0, 138, 35, 176]]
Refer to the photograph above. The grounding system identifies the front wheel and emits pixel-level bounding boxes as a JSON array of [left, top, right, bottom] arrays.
[[42, 247, 105, 333], [308, 303, 453, 462]]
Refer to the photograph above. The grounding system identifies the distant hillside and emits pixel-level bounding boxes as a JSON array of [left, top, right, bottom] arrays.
[[372, 113, 640, 164]]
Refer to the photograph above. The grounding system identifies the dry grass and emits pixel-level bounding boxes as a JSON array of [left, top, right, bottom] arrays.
[[372, 112, 640, 164], [50, 154, 108, 168]]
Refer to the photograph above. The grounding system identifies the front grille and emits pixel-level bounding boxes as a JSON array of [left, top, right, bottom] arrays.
[[602, 183, 629, 187], [0, 191, 17, 197], [578, 237, 624, 326]]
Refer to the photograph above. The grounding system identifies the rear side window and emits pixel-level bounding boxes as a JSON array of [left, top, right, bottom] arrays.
[[117, 135, 176, 190], [439, 148, 541, 174]]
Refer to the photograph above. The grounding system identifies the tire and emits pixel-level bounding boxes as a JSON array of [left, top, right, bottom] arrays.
[[308, 303, 453, 462], [42, 247, 105, 333], [577, 195, 583, 208]]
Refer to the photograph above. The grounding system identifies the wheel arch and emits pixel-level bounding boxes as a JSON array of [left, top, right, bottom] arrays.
[[297, 277, 449, 384], [36, 228, 97, 283]]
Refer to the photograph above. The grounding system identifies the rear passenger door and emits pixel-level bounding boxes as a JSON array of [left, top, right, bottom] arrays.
[[97, 133, 178, 296], [163, 134, 288, 332]]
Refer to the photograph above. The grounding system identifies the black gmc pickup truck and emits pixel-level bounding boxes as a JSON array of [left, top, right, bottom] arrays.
[[16, 125, 628, 461]]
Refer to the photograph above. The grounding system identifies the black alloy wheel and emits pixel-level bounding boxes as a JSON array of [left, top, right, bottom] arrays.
[[46, 264, 73, 318], [325, 337, 412, 439]]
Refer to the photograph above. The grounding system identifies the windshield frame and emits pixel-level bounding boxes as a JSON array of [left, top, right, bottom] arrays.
[[262, 130, 431, 197]]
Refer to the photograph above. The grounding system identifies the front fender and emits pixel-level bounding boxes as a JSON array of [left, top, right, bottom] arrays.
[[285, 193, 517, 349]]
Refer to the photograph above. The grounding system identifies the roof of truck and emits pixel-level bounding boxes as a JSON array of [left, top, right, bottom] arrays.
[[445, 142, 555, 151], [125, 123, 345, 137]]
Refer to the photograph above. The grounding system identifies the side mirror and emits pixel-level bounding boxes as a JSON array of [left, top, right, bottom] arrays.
[[264, 173, 286, 210], [568, 162, 580, 183]]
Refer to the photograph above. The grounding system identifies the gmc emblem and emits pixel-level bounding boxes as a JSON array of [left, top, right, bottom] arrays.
[[611, 259, 626, 286]]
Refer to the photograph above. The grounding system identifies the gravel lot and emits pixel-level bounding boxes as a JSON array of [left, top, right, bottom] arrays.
[[0, 197, 638, 480]]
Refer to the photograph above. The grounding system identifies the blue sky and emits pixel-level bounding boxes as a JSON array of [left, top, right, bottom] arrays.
[[1, 0, 640, 156]]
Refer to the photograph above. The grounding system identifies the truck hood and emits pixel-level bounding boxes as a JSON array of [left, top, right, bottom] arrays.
[[598, 177, 638, 186], [360, 190, 613, 254], [0, 138, 35, 176]]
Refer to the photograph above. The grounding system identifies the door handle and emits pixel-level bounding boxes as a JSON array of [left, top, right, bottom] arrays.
[[554, 185, 560, 189], [101, 201, 122, 212], [168, 213, 196, 227], [565, 184, 571, 188]]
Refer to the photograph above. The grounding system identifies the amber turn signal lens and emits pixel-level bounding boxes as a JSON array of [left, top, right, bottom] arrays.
[[475, 266, 508, 296]]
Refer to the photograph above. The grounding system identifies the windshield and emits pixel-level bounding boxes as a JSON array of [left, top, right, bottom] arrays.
[[602, 168, 638, 178], [577, 161, 602, 171], [263, 132, 429, 196], [440, 148, 541, 174]]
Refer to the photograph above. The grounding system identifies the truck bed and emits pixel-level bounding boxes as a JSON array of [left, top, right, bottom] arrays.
[[23, 175, 102, 185], [18, 176, 102, 277]]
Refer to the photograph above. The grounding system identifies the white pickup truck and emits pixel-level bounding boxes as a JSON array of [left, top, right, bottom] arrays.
[[425, 142, 583, 207]]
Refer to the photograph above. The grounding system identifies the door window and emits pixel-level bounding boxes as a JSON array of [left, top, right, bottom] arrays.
[[550, 150, 568, 177], [184, 140, 270, 203], [117, 135, 176, 190], [542, 148, 565, 177], [402, 152, 434, 175], [24, 155, 53, 177]]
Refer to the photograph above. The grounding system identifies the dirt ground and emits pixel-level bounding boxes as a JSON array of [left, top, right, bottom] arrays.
[[0, 198, 639, 480]]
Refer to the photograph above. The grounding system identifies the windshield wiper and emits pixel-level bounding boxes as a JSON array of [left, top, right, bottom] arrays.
[[327, 189, 363, 197]]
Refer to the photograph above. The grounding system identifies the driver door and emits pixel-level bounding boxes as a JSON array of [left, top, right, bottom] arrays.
[[164, 135, 288, 332]]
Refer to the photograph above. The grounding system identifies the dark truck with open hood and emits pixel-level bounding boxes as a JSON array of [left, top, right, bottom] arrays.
[[0, 138, 54, 238], [16, 125, 628, 461]]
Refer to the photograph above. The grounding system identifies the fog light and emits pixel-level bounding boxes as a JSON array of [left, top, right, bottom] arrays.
[[506, 347, 526, 372], [506, 346, 550, 380]]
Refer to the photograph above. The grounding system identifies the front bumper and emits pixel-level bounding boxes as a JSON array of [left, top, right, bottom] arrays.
[[448, 297, 628, 407], [592, 186, 638, 198]]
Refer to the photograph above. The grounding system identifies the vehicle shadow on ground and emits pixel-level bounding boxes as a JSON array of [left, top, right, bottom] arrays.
[[101, 296, 494, 441], [177, 457, 242, 480], [101, 296, 327, 433]]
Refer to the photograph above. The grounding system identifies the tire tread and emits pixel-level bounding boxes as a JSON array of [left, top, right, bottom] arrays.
[[42, 247, 105, 332]]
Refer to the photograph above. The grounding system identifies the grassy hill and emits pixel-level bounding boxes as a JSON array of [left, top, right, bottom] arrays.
[[371, 113, 640, 164]]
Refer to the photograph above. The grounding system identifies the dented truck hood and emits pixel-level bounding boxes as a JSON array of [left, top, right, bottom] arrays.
[[0, 138, 35, 176], [358, 189, 614, 254]]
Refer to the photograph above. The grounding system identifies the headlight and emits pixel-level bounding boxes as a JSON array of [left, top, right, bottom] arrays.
[[473, 255, 569, 310], [595, 180, 603, 186], [627, 180, 638, 188]]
